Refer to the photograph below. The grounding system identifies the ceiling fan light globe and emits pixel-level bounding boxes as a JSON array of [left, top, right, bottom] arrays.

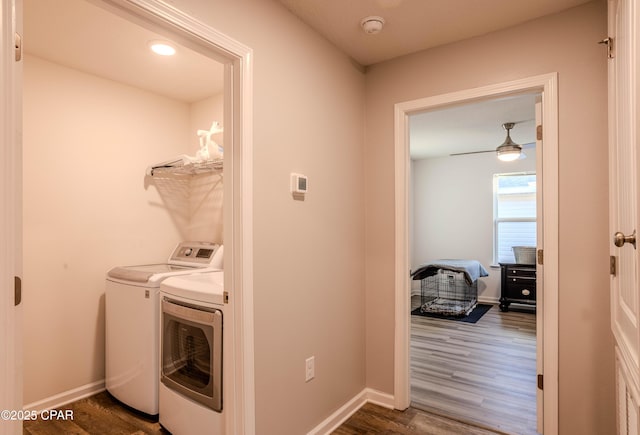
[[497, 152, 520, 162], [496, 144, 522, 161]]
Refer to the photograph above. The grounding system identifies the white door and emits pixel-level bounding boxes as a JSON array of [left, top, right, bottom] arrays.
[[0, 0, 22, 434], [609, 0, 640, 433]]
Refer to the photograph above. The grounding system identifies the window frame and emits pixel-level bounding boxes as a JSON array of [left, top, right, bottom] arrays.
[[493, 171, 537, 265]]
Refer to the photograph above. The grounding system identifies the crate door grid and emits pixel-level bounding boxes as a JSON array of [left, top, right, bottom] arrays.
[[420, 270, 477, 316]]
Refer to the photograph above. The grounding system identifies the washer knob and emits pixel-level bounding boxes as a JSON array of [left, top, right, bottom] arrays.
[[184, 248, 193, 256]]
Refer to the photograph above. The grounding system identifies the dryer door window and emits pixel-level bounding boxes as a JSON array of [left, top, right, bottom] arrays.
[[161, 298, 222, 412]]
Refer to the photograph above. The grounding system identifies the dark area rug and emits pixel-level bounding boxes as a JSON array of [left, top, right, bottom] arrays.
[[411, 303, 492, 323]]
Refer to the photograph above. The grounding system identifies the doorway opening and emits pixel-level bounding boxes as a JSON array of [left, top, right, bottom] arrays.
[[14, 0, 254, 433], [394, 74, 559, 435], [407, 93, 539, 434]]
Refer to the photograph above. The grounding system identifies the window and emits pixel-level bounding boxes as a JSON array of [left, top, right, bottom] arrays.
[[493, 173, 536, 264]]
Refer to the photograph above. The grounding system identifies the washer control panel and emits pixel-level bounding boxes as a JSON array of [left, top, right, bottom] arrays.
[[169, 242, 221, 266]]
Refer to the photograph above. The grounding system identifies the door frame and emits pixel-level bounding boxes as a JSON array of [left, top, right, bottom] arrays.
[[97, 3, 257, 433], [1, 0, 256, 434], [393, 73, 559, 434], [0, 0, 22, 433]]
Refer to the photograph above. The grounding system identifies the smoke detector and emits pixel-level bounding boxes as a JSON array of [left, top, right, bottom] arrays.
[[360, 16, 385, 34]]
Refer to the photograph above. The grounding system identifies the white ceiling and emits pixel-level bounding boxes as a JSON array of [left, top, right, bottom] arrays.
[[276, 0, 593, 66], [23, 0, 576, 156], [23, 0, 224, 103], [409, 94, 538, 160], [274, 0, 561, 159]]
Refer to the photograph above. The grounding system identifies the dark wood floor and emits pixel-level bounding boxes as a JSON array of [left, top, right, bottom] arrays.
[[23, 391, 503, 435], [24, 303, 535, 435], [334, 402, 504, 435], [23, 392, 167, 435]]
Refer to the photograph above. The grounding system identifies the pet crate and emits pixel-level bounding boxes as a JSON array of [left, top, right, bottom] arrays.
[[420, 269, 478, 316]]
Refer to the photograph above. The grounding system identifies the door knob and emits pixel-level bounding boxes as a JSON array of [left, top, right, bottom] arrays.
[[614, 230, 636, 249]]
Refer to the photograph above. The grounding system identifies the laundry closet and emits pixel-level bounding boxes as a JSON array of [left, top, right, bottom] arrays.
[[21, 0, 225, 409]]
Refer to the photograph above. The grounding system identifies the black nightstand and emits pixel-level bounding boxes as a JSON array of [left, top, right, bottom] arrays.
[[499, 263, 537, 312]]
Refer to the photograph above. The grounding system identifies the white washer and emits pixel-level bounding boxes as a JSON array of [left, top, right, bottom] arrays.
[[105, 242, 223, 415], [159, 271, 225, 435]]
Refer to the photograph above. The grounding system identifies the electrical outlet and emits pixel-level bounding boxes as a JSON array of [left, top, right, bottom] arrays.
[[305, 356, 315, 382]]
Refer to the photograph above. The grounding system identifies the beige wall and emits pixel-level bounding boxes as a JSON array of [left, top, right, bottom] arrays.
[[188, 4, 364, 435], [21, 0, 615, 433], [22, 55, 191, 404], [189, 94, 224, 153], [188, 94, 224, 243], [24, 0, 366, 431], [23, 54, 225, 405], [412, 152, 536, 302], [122, 1, 367, 434], [364, 2, 614, 434], [16, 0, 365, 434], [187, 95, 224, 243]]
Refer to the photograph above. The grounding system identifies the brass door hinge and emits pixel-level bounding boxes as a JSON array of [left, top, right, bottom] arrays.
[[224, 291, 229, 304], [610, 255, 617, 276], [14, 276, 22, 306], [537, 249, 544, 265], [537, 374, 543, 390], [599, 37, 614, 59], [536, 125, 542, 141], [15, 33, 22, 62]]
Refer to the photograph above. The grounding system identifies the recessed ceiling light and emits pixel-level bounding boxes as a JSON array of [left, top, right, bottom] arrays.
[[149, 41, 176, 56]]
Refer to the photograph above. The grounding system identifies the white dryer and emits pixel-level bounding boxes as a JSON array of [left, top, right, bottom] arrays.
[[159, 271, 225, 435], [105, 241, 223, 415]]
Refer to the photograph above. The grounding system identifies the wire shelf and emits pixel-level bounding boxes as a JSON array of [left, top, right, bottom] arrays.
[[148, 158, 223, 177]]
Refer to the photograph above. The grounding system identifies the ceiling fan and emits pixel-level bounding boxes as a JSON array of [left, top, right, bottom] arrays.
[[450, 122, 534, 161]]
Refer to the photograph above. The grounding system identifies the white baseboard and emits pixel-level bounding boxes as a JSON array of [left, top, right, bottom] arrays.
[[307, 388, 394, 435], [23, 379, 105, 412], [24, 381, 390, 435], [478, 296, 499, 305], [363, 388, 394, 409]]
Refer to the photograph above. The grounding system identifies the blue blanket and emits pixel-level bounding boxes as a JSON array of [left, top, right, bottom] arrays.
[[411, 259, 489, 285]]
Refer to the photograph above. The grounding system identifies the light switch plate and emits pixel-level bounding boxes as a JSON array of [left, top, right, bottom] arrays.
[[305, 356, 315, 382]]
